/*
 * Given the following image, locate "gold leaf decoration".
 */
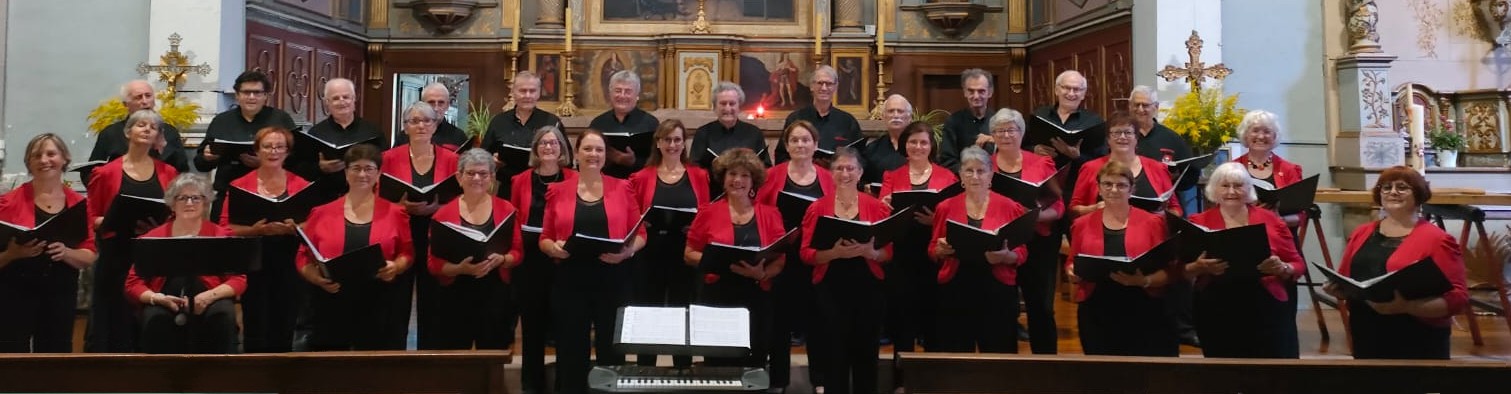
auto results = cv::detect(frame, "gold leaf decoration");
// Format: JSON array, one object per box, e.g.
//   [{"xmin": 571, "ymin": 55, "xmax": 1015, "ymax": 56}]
[{"xmin": 1409, "ymin": 0, "xmax": 1444, "ymax": 58}]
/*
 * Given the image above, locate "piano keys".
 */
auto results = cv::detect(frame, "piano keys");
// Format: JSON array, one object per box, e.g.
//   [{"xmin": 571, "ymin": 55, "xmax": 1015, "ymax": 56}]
[{"xmin": 588, "ymin": 365, "xmax": 769, "ymax": 393}]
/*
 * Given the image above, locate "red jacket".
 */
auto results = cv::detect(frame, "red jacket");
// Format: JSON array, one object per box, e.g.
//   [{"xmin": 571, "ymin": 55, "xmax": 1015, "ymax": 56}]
[
  {"xmin": 799, "ymin": 192, "xmax": 893, "ymax": 284},
  {"xmin": 1235, "ymin": 153, "xmax": 1308, "ymax": 223},
  {"xmin": 755, "ymin": 162, "xmax": 835, "ymax": 206},
  {"xmin": 86, "ymin": 157, "xmax": 178, "ymax": 239},
  {"xmin": 628, "ymin": 165, "xmax": 712, "ymax": 210},
  {"xmin": 295, "ymin": 196, "xmax": 414, "ymax": 272},
  {"xmin": 995, "ymin": 151, "xmax": 1065, "ymax": 235},
  {"xmin": 686, "ymin": 199, "xmax": 787, "ymax": 287},
  {"xmin": 1066, "ymin": 208, "xmax": 1173, "ymax": 302},
  {"xmin": 218, "ymin": 170, "xmax": 313, "ymax": 226},
  {"xmin": 927, "ymin": 193, "xmax": 1030, "ymax": 285},
  {"xmin": 879, "ymin": 163, "xmax": 958, "ymax": 197},
  {"xmin": 0, "ymin": 182, "xmax": 95, "ymax": 252},
  {"xmin": 427, "ymin": 195, "xmax": 525, "ymax": 285},
  {"xmin": 124, "ymin": 221, "xmax": 245, "ymax": 303},
  {"xmin": 1188, "ymin": 205, "xmax": 1305, "ymax": 301},
  {"xmin": 1339, "ymin": 219, "xmax": 1469, "ymax": 327},
  {"xmin": 538, "ymin": 175, "xmax": 648, "ymax": 256},
  {"xmin": 508, "ymin": 168, "xmax": 578, "ymax": 229},
  {"xmin": 1071, "ymin": 155, "xmax": 1180, "ymax": 216},
  {"xmin": 380, "ymin": 143, "xmax": 460, "ymax": 204}
]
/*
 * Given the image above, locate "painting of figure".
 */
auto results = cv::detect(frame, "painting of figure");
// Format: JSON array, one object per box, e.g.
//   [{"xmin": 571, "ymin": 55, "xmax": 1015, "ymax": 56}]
[
  {"xmin": 600, "ymin": 52, "xmax": 628, "ymax": 104},
  {"xmin": 604, "ymin": 0, "xmax": 795, "ymax": 22},
  {"xmin": 836, "ymin": 57, "xmax": 863, "ymax": 106},
  {"xmin": 737, "ymin": 52, "xmax": 813, "ymax": 112},
  {"xmin": 568, "ymin": 49, "xmax": 660, "ymax": 110},
  {"xmin": 535, "ymin": 54, "xmax": 560, "ymax": 102}
]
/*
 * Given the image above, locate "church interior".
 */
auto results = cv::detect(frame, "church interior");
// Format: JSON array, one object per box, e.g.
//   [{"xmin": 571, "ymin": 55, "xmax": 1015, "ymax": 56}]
[{"xmin": 1, "ymin": 0, "xmax": 1511, "ymax": 393}]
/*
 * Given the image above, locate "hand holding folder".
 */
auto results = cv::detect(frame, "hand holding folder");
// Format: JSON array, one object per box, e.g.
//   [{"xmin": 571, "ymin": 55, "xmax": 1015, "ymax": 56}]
[
  {"xmin": 1254, "ymin": 174, "xmax": 1320, "ymax": 215},
  {"xmin": 807, "ymin": 206, "xmax": 915, "ymax": 250},
  {"xmin": 943, "ymin": 208, "xmax": 1040, "ymax": 257},
  {"xmin": 1027, "ymin": 115, "xmax": 1106, "ymax": 149},
  {"xmin": 295, "ymin": 227, "xmax": 387, "ymax": 286},
  {"xmin": 429, "ymin": 214, "xmax": 516, "ymax": 266},
  {"xmin": 1166, "ymin": 212, "xmax": 1272, "ymax": 277},
  {"xmin": 1313, "ymin": 258, "xmax": 1452, "ymax": 303},
  {"xmin": 700, "ymin": 229, "xmax": 800, "ymax": 275},
  {"xmin": 101, "ymin": 195, "xmax": 171, "ymax": 237},
  {"xmin": 562, "ymin": 212, "xmax": 648, "ymax": 260},
  {"xmin": 209, "ymin": 138, "xmax": 256, "ymax": 160},
  {"xmin": 1072, "ymin": 238, "xmax": 1175, "ymax": 282},
  {"xmin": 0, "ymin": 201, "xmax": 88, "ymax": 248},
  {"xmin": 226, "ymin": 181, "xmax": 325, "ymax": 225},
  {"xmin": 493, "ymin": 143, "xmax": 534, "ymax": 174}
]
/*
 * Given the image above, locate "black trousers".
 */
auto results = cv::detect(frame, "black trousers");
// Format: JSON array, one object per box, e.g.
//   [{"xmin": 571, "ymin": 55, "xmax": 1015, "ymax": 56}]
[
  {"xmin": 884, "ymin": 229, "xmax": 934, "ymax": 390},
  {"xmin": 1193, "ymin": 277, "xmax": 1299, "ymax": 359},
  {"xmin": 0, "ymin": 260, "xmax": 79, "ymax": 353},
  {"xmin": 697, "ymin": 276, "xmax": 771, "ymax": 368},
  {"xmin": 308, "ymin": 281, "xmax": 402, "ymax": 351},
  {"xmin": 1349, "ymin": 300, "xmax": 1451, "ymax": 360},
  {"xmin": 431, "ymin": 271, "xmax": 515, "ymax": 350},
  {"xmin": 1018, "ymin": 230, "xmax": 1062, "ymax": 354},
  {"xmin": 1077, "ymin": 283, "xmax": 1179, "ymax": 357},
  {"xmin": 933, "ymin": 269, "xmax": 1020, "ymax": 354},
  {"xmin": 410, "ymin": 216, "xmax": 438, "ymax": 350},
  {"xmin": 140, "ymin": 298, "xmax": 239, "ymax": 354},
  {"xmin": 553, "ymin": 257, "xmax": 631, "ymax": 394},
  {"xmin": 769, "ymin": 249, "xmax": 817, "ymax": 389},
  {"xmin": 815, "ymin": 259, "xmax": 883, "ymax": 394},
  {"xmin": 85, "ymin": 235, "xmax": 136, "ymax": 353},
  {"xmin": 515, "ymin": 232, "xmax": 555, "ymax": 393},
  {"xmin": 631, "ymin": 231, "xmax": 694, "ymax": 367},
  {"xmin": 241, "ymin": 236, "xmax": 304, "ymax": 353}
]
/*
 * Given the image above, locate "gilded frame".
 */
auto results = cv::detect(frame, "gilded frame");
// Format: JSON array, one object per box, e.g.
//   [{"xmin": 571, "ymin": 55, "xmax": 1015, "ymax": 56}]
[
  {"xmin": 830, "ymin": 49, "xmax": 871, "ymax": 115},
  {"xmin": 584, "ymin": 0, "xmax": 814, "ymax": 37}
]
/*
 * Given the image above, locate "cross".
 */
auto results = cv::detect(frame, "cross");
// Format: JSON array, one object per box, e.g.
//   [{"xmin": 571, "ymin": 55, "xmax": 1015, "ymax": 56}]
[
  {"xmin": 1155, "ymin": 30, "xmax": 1232, "ymax": 91},
  {"xmin": 137, "ymin": 33, "xmax": 212, "ymax": 99}
]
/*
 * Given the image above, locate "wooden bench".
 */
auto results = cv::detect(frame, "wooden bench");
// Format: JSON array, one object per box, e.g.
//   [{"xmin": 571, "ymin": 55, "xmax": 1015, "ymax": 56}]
[
  {"xmin": 0, "ymin": 350, "xmax": 510, "ymax": 393},
  {"xmin": 900, "ymin": 352, "xmax": 1511, "ymax": 393}
]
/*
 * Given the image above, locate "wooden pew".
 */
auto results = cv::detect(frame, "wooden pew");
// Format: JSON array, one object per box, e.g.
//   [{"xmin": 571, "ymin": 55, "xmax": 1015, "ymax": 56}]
[
  {"xmin": 0, "ymin": 350, "xmax": 509, "ymax": 393},
  {"xmin": 900, "ymin": 352, "xmax": 1511, "ymax": 393}
]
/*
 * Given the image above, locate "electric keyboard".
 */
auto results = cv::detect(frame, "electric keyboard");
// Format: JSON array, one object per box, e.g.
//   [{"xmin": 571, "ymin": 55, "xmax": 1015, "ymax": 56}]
[{"xmin": 588, "ymin": 365, "xmax": 769, "ymax": 393}]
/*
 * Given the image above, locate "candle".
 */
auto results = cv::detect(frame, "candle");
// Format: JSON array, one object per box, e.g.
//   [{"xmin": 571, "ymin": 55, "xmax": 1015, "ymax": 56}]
[
  {"xmin": 565, "ymin": 6, "xmax": 573, "ymax": 52},
  {"xmin": 876, "ymin": 0, "xmax": 885, "ymax": 56},
  {"xmin": 814, "ymin": 7, "xmax": 822, "ymax": 55},
  {"xmin": 758, "ymin": 105, "xmax": 766, "ymax": 118},
  {"xmin": 1409, "ymin": 103, "xmax": 1426, "ymax": 171},
  {"xmin": 510, "ymin": 0, "xmax": 521, "ymax": 52}
]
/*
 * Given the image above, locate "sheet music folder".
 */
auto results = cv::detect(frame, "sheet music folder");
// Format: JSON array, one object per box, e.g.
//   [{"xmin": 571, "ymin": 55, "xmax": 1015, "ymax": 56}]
[
  {"xmin": 1255, "ymin": 174, "xmax": 1320, "ymax": 215},
  {"xmin": 807, "ymin": 206, "xmax": 915, "ymax": 249},
  {"xmin": 1072, "ymin": 238, "xmax": 1176, "ymax": 282},
  {"xmin": 226, "ymin": 182, "xmax": 325, "ymax": 225},
  {"xmin": 0, "ymin": 201, "xmax": 89, "ymax": 247},
  {"xmin": 1312, "ymin": 258, "xmax": 1452, "ymax": 302},
  {"xmin": 378, "ymin": 174, "xmax": 463, "ymax": 204},
  {"xmin": 296, "ymin": 127, "xmax": 374, "ymax": 159},
  {"xmin": 1167, "ymin": 212, "xmax": 1272, "ymax": 278},
  {"xmin": 131, "ymin": 236, "xmax": 264, "ymax": 277},
  {"xmin": 295, "ymin": 227, "xmax": 386, "ymax": 285},
  {"xmin": 100, "ymin": 194, "xmax": 171, "ymax": 236},
  {"xmin": 614, "ymin": 305, "xmax": 752, "ymax": 358},
  {"xmin": 428, "ymin": 214, "xmax": 516, "ymax": 264}
]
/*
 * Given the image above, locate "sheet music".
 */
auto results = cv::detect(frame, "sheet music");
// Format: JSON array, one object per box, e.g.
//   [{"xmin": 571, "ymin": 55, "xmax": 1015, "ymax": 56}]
[
  {"xmin": 619, "ymin": 306, "xmax": 687, "ymax": 346},
  {"xmin": 689, "ymin": 305, "xmax": 750, "ymax": 348}
]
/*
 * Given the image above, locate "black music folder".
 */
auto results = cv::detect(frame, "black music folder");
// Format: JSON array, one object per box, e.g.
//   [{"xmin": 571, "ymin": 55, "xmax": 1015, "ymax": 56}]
[
  {"xmin": 1312, "ymin": 258, "xmax": 1453, "ymax": 302},
  {"xmin": 776, "ymin": 190, "xmax": 818, "ymax": 228},
  {"xmin": 604, "ymin": 129, "xmax": 655, "ymax": 156},
  {"xmin": 131, "ymin": 236, "xmax": 264, "ymax": 277},
  {"xmin": 0, "ymin": 201, "xmax": 89, "ymax": 247},
  {"xmin": 295, "ymin": 227, "xmax": 386, "ymax": 284},
  {"xmin": 646, "ymin": 205, "xmax": 698, "ymax": 230},
  {"xmin": 1026, "ymin": 115, "xmax": 1106, "ymax": 148},
  {"xmin": 100, "ymin": 194, "xmax": 171, "ymax": 236},
  {"xmin": 699, "ymin": 229, "xmax": 800, "ymax": 275},
  {"xmin": 1254, "ymin": 174, "xmax": 1320, "ymax": 215},
  {"xmin": 1167, "ymin": 213, "xmax": 1272, "ymax": 277},
  {"xmin": 297, "ymin": 127, "xmax": 375, "ymax": 159},
  {"xmin": 614, "ymin": 304, "xmax": 752, "ymax": 358},
  {"xmin": 1128, "ymin": 167, "xmax": 1187, "ymax": 213},
  {"xmin": 1072, "ymin": 238, "xmax": 1176, "ymax": 282},
  {"xmin": 562, "ymin": 212, "xmax": 648, "ymax": 256},
  {"xmin": 428, "ymin": 214, "xmax": 517, "ymax": 264},
  {"xmin": 991, "ymin": 166, "xmax": 1066, "ymax": 208},
  {"xmin": 944, "ymin": 208, "xmax": 1041, "ymax": 255},
  {"xmin": 813, "ymin": 138, "xmax": 866, "ymax": 162},
  {"xmin": 494, "ymin": 143, "xmax": 534, "ymax": 173},
  {"xmin": 889, "ymin": 182, "xmax": 964, "ymax": 210},
  {"xmin": 1166, "ymin": 153, "xmax": 1215, "ymax": 181},
  {"xmin": 67, "ymin": 160, "xmax": 108, "ymax": 175},
  {"xmin": 700, "ymin": 146, "xmax": 768, "ymax": 169},
  {"xmin": 378, "ymin": 174, "xmax": 463, "ymax": 204},
  {"xmin": 210, "ymin": 138, "xmax": 256, "ymax": 158},
  {"xmin": 226, "ymin": 182, "xmax": 325, "ymax": 225},
  {"xmin": 807, "ymin": 206, "xmax": 915, "ymax": 249}
]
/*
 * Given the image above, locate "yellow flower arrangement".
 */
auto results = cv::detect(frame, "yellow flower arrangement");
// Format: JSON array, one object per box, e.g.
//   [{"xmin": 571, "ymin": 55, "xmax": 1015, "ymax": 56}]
[
  {"xmin": 1162, "ymin": 86, "xmax": 1245, "ymax": 153},
  {"xmin": 85, "ymin": 90, "xmax": 202, "ymax": 134}
]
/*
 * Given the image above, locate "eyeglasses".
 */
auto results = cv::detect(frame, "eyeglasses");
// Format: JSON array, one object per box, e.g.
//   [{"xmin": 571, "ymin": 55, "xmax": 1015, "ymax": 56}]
[
  {"xmin": 1058, "ymin": 84, "xmax": 1087, "ymax": 93},
  {"xmin": 260, "ymin": 145, "xmax": 289, "ymax": 152},
  {"xmin": 237, "ymin": 90, "xmax": 267, "ymax": 97},
  {"xmin": 660, "ymin": 136, "xmax": 685, "ymax": 144},
  {"xmin": 536, "ymin": 139, "xmax": 560, "ymax": 147},
  {"xmin": 1380, "ymin": 183, "xmax": 1414, "ymax": 194},
  {"xmin": 992, "ymin": 127, "xmax": 1021, "ymax": 134},
  {"xmin": 405, "ymin": 118, "xmax": 436, "ymax": 125},
  {"xmin": 813, "ymin": 80, "xmax": 837, "ymax": 87},
  {"xmin": 424, "ymin": 99, "xmax": 448, "ymax": 106},
  {"xmin": 348, "ymin": 165, "xmax": 379, "ymax": 173},
  {"xmin": 174, "ymin": 195, "xmax": 207, "ymax": 203},
  {"xmin": 462, "ymin": 170, "xmax": 493, "ymax": 178},
  {"xmin": 960, "ymin": 167, "xmax": 991, "ymax": 178},
  {"xmin": 1109, "ymin": 129, "xmax": 1137, "ymax": 137},
  {"xmin": 1099, "ymin": 182, "xmax": 1131, "ymax": 191}
]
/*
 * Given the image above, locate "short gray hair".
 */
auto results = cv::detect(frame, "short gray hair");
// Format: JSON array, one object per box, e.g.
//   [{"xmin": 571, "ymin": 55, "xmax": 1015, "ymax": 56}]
[
  {"xmin": 515, "ymin": 70, "xmax": 540, "ymax": 84},
  {"xmin": 884, "ymin": 94, "xmax": 914, "ymax": 116},
  {"xmin": 813, "ymin": 65, "xmax": 837, "ymax": 83},
  {"xmin": 959, "ymin": 146, "xmax": 991, "ymax": 170},
  {"xmin": 529, "ymin": 124, "xmax": 572, "ymax": 168},
  {"xmin": 609, "ymin": 70, "xmax": 641, "ymax": 90},
  {"xmin": 165, "ymin": 172, "xmax": 212, "ymax": 209},
  {"xmin": 324, "ymin": 78, "xmax": 356, "ymax": 98},
  {"xmin": 987, "ymin": 108, "xmax": 1025, "ymax": 133},
  {"xmin": 1204, "ymin": 162, "xmax": 1258, "ymax": 203},
  {"xmin": 422, "ymin": 82, "xmax": 450, "ymax": 99},
  {"xmin": 405, "ymin": 101, "xmax": 438, "ymax": 121},
  {"xmin": 124, "ymin": 109, "xmax": 163, "ymax": 136},
  {"xmin": 1237, "ymin": 109, "xmax": 1282, "ymax": 143},
  {"xmin": 120, "ymin": 80, "xmax": 152, "ymax": 101},
  {"xmin": 1054, "ymin": 70, "xmax": 1086, "ymax": 88},
  {"xmin": 961, "ymin": 69, "xmax": 993, "ymax": 89},
  {"xmin": 1129, "ymin": 85, "xmax": 1158, "ymax": 103},
  {"xmin": 457, "ymin": 148, "xmax": 495, "ymax": 175},
  {"xmin": 714, "ymin": 81, "xmax": 745, "ymax": 105}
]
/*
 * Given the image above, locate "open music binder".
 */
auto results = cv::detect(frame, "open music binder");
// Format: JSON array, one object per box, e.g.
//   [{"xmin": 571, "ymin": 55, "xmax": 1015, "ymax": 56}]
[
  {"xmin": 100, "ymin": 194, "xmax": 171, "ymax": 236},
  {"xmin": 0, "ymin": 201, "xmax": 89, "ymax": 247},
  {"xmin": 1167, "ymin": 212, "xmax": 1271, "ymax": 277},
  {"xmin": 378, "ymin": 173, "xmax": 463, "ymax": 204},
  {"xmin": 990, "ymin": 166, "xmax": 1066, "ymax": 208},
  {"xmin": 295, "ymin": 227, "xmax": 387, "ymax": 284},
  {"xmin": 562, "ymin": 211, "xmax": 648, "ymax": 256},
  {"xmin": 1026, "ymin": 115, "xmax": 1106, "ymax": 148},
  {"xmin": 604, "ymin": 129, "xmax": 656, "ymax": 157},
  {"xmin": 226, "ymin": 181, "xmax": 326, "ymax": 225},
  {"xmin": 699, "ymin": 146, "xmax": 768, "ymax": 169},
  {"xmin": 210, "ymin": 138, "xmax": 256, "ymax": 159},
  {"xmin": 614, "ymin": 305, "xmax": 752, "ymax": 358},
  {"xmin": 944, "ymin": 208, "xmax": 1040, "ymax": 255},
  {"xmin": 131, "ymin": 236, "xmax": 264, "ymax": 277},
  {"xmin": 1254, "ymin": 174, "xmax": 1320, "ymax": 215},
  {"xmin": 1166, "ymin": 152, "xmax": 1215, "ymax": 181},
  {"xmin": 428, "ymin": 213, "xmax": 516, "ymax": 264},
  {"xmin": 67, "ymin": 160, "xmax": 108, "ymax": 175},
  {"xmin": 807, "ymin": 206, "xmax": 915, "ymax": 249},
  {"xmin": 494, "ymin": 143, "xmax": 534, "ymax": 174},
  {"xmin": 1128, "ymin": 167, "xmax": 1188, "ymax": 213},
  {"xmin": 1311, "ymin": 258, "xmax": 1452, "ymax": 302},
  {"xmin": 812, "ymin": 138, "xmax": 865, "ymax": 162},
  {"xmin": 296, "ymin": 128, "xmax": 375, "ymax": 159},
  {"xmin": 775, "ymin": 190, "xmax": 818, "ymax": 228},
  {"xmin": 889, "ymin": 182, "xmax": 964, "ymax": 210},
  {"xmin": 646, "ymin": 205, "xmax": 698, "ymax": 230},
  {"xmin": 1072, "ymin": 238, "xmax": 1176, "ymax": 282},
  {"xmin": 699, "ymin": 229, "xmax": 800, "ymax": 275}
]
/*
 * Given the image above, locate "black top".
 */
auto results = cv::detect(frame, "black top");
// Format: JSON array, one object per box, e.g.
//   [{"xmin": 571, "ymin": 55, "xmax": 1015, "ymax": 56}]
[
  {"xmin": 196, "ymin": 105, "xmax": 298, "ymax": 192},
  {"xmin": 484, "ymin": 108, "xmax": 569, "ymax": 177},
  {"xmin": 733, "ymin": 219, "xmax": 760, "ymax": 248},
  {"xmin": 465, "ymin": 215, "xmax": 497, "ymax": 235},
  {"xmin": 692, "ymin": 120, "xmax": 772, "ymax": 169},
  {"xmin": 1350, "ymin": 228, "xmax": 1404, "ymax": 281},
  {"xmin": 120, "ymin": 170, "xmax": 164, "ymax": 199},
  {"xmin": 939, "ymin": 107, "xmax": 992, "ymax": 171},
  {"xmin": 910, "ymin": 178, "xmax": 929, "ymax": 191},
  {"xmin": 34, "ymin": 206, "xmax": 57, "ymax": 224},
  {"xmin": 88, "ymin": 120, "xmax": 191, "ymax": 179},
  {"xmin": 574, "ymin": 195, "xmax": 610, "ymax": 239},
  {"xmin": 293, "ymin": 116, "xmax": 383, "ymax": 196},
  {"xmin": 861, "ymin": 135, "xmax": 907, "ymax": 185},
  {"xmin": 1103, "ymin": 227, "xmax": 1127, "ymax": 257},
  {"xmin": 589, "ymin": 108, "xmax": 660, "ymax": 179},
  {"xmin": 396, "ymin": 120, "xmax": 474, "ymax": 152},
  {"xmin": 783, "ymin": 176, "xmax": 823, "ymax": 198},
  {"xmin": 344, "ymin": 220, "xmax": 372, "ymax": 255},
  {"xmin": 1135, "ymin": 121, "xmax": 1196, "ymax": 190},
  {"xmin": 776, "ymin": 105, "xmax": 863, "ymax": 164},
  {"xmin": 1132, "ymin": 171, "xmax": 1157, "ymax": 199},
  {"xmin": 652, "ymin": 174, "xmax": 698, "ymax": 208},
  {"xmin": 967, "ymin": 217, "xmax": 983, "ymax": 228},
  {"xmin": 411, "ymin": 164, "xmax": 435, "ymax": 188},
  {"xmin": 528, "ymin": 171, "xmax": 564, "ymax": 227}
]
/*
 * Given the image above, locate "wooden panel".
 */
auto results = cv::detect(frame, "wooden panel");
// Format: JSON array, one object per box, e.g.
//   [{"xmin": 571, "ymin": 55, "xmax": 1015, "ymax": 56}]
[
  {"xmin": 360, "ymin": 49, "xmax": 509, "ymax": 145},
  {"xmin": 1027, "ymin": 18, "xmax": 1132, "ymax": 114},
  {"xmin": 247, "ymin": 34, "xmax": 282, "ymax": 91},
  {"xmin": 315, "ymin": 49, "xmax": 343, "ymax": 120},
  {"xmin": 887, "ymin": 53, "xmax": 1012, "ymax": 113},
  {"xmin": 247, "ymin": 21, "xmax": 366, "ymax": 123},
  {"xmin": 282, "ymin": 42, "xmax": 316, "ymax": 122}
]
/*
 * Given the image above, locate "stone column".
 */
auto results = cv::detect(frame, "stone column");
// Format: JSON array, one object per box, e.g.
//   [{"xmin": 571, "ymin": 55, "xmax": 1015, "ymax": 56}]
[
  {"xmin": 536, "ymin": 0, "xmax": 563, "ymax": 28},
  {"xmin": 834, "ymin": 0, "xmax": 862, "ymax": 32},
  {"xmin": 1333, "ymin": 54, "xmax": 1401, "ymax": 189}
]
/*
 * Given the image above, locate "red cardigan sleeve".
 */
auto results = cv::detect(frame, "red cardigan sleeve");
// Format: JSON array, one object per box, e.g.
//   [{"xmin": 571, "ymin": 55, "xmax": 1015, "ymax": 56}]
[
  {"xmin": 539, "ymin": 182, "xmax": 570, "ymax": 243},
  {"xmin": 1426, "ymin": 227, "xmax": 1470, "ymax": 320},
  {"xmin": 686, "ymin": 201, "xmax": 720, "ymax": 253},
  {"xmin": 798, "ymin": 200, "xmax": 822, "ymax": 266},
  {"xmin": 1070, "ymin": 158, "xmax": 1103, "ymax": 209}
]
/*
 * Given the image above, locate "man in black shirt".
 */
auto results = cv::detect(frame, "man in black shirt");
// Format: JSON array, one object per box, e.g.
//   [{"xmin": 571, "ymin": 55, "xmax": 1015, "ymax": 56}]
[
  {"xmin": 196, "ymin": 70, "xmax": 298, "ymax": 220},
  {"xmin": 292, "ymin": 78, "xmax": 383, "ymax": 201},
  {"xmin": 395, "ymin": 82, "xmax": 475, "ymax": 151},
  {"xmin": 939, "ymin": 69, "xmax": 995, "ymax": 171},
  {"xmin": 861, "ymin": 94, "xmax": 911, "ymax": 187},
  {"xmin": 1129, "ymin": 85, "xmax": 1201, "ymax": 348},
  {"xmin": 87, "ymin": 80, "xmax": 191, "ymax": 180},
  {"xmin": 692, "ymin": 81, "xmax": 771, "ymax": 170},
  {"xmin": 776, "ymin": 65, "xmax": 862, "ymax": 164},
  {"xmin": 484, "ymin": 71, "xmax": 569, "ymax": 180},
  {"xmin": 590, "ymin": 70, "xmax": 659, "ymax": 179}
]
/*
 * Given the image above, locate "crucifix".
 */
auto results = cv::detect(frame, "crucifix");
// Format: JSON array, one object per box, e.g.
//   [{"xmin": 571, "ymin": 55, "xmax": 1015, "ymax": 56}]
[
  {"xmin": 1155, "ymin": 30, "xmax": 1232, "ymax": 90},
  {"xmin": 137, "ymin": 33, "xmax": 212, "ymax": 100}
]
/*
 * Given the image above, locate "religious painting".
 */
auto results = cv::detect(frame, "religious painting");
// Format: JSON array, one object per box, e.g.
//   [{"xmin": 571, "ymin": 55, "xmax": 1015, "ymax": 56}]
[
  {"xmin": 737, "ymin": 52, "xmax": 815, "ymax": 112},
  {"xmin": 831, "ymin": 53, "xmax": 870, "ymax": 109},
  {"xmin": 531, "ymin": 53, "xmax": 562, "ymax": 102},
  {"xmin": 677, "ymin": 52, "xmax": 721, "ymax": 110},
  {"xmin": 569, "ymin": 49, "xmax": 661, "ymax": 110},
  {"xmin": 603, "ymin": 0, "xmax": 795, "ymax": 22}
]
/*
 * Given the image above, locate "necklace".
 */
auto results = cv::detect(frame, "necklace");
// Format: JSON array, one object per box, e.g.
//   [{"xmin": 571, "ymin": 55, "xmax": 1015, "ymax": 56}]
[{"xmin": 1247, "ymin": 154, "xmax": 1273, "ymax": 171}]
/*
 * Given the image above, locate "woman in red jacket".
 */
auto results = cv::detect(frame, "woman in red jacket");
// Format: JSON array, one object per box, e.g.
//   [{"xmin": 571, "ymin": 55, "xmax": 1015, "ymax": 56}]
[
  {"xmin": 125, "ymin": 173, "xmax": 242, "ymax": 353},
  {"xmin": 878, "ymin": 121, "xmax": 956, "ymax": 385},
  {"xmin": 1185, "ymin": 162, "xmax": 1304, "ymax": 358},
  {"xmin": 538, "ymin": 130, "xmax": 647, "ymax": 394},
  {"xmin": 298, "ymin": 144, "xmax": 414, "ymax": 351},
  {"xmin": 1325, "ymin": 166, "xmax": 1468, "ymax": 360},
  {"xmin": 507, "ymin": 125, "xmax": 575, "ymax": 394},
  {"xmin": 757, "ymin": 120, "xmax": 834, "ymax": 391},
  {"xmin": 381, "ymin": 102, "xmax": 460, "ymax": 349},
  {"xmin": 1066, "ymin": 159, "xmax": 1178, "ymax": 356},
  {"xmin": 928, "ymin": 146, "xmax": 1029, "ymax": 354},
  {"xmin": 428, "ymin": 148, "xmax": 523, "ymax": 350},
  {"xmin": 800, "ymin": 147, "xmax": 892, "ymax": 394},
  {"xmin": 0, "ymin": 133, "xmax": 97, "ymax": 353},
  {"xmin": 987, "ymin": 108, "xmax": 1065, "ymax": 354},
  {"xmin": 220, "ymin": 126, "xmax": 310, "ymax": 353},
  {"xmin": 1069, "ymin": 111, "xmax": 1179, "ymax": 217},
  {"xmin": 684, "ymin": 147, "xmax": 785, "ymax": 368},
  {"xmin": 1233, "ymin": 110, "xmax": 1304, "ymax": 226},
  {"xmin": 85, "ymin": 109, "xmax": 179, "ymax": 352},
  {"xmin": 627, "ymin": 119, "xmax": 709, "ymax": 367}
]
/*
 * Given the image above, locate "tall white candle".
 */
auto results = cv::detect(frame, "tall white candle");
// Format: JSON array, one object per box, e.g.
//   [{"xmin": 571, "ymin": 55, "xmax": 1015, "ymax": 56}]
[{"xmin": 1409, "ymin": 103, "xmax": 1426, "ymax": 171}]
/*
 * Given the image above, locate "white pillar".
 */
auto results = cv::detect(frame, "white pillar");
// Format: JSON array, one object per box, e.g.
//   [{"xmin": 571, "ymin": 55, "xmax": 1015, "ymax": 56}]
[
  {"xmin": 148, "ymin": 0, "xmax": 246, "ymax": 121},
  {"xmin": 1132, "ymin": 0, "xmax": 1222, "ymax": 103}
]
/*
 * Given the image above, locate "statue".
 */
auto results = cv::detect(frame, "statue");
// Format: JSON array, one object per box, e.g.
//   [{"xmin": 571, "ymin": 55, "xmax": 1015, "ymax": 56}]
[{"xmin": 1346, "ymin": 0, "xmax": 1382, "ymax": 54}]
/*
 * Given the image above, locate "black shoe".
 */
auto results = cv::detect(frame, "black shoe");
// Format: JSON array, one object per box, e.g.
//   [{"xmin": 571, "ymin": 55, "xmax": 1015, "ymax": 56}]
[
  {"xmin": 1179, "ymin": 334, "xmax": 1201, "ymax": 348},
  {"xmin": 879, "ymin": 336, "xmax": 892, "ymax": 346},
  {"xmin": 1017, "ymin": 330, "xmax": 1031, "ymax": 342},
  {"xmin": 789, "ymin": 333, "xmax": 805, "ymax": 347}
]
